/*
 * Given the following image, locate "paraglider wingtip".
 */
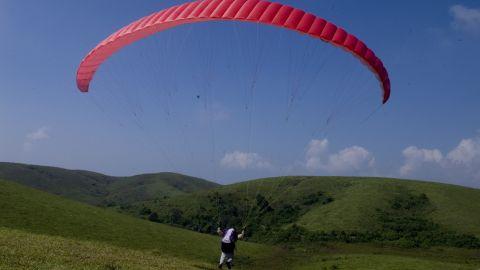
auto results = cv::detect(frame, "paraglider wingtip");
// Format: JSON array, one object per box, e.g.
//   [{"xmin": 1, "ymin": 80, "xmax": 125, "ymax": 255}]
[
  {"xmin": 77, "ymin": 83, "xmax": 90, "ymax": 93},
  {"xmin": 382, "ymin": 94, "xmax": 390, "ymax": 104},
  {"xmin": 382, "ymin": 90, "xmax": 391, "ymax": 104}
]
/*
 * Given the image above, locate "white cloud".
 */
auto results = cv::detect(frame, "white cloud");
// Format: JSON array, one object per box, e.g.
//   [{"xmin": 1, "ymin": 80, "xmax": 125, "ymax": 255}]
[
  {"xmin": 220, "ymin": 151, "xmax": 271, "ymax": 170},
  {"xmin": 23, "ymin": 126, "xmax": 50, "ymax": 151},
  {"xmin": 399, "ymin": 134, "xmax": 480, "ymax": 186},
  {"xmin": 305, "ymin": 139, "xmax": 329, "ymax": 171},
  {"xmin": 446, "ymin": 138, "xmax": 480, "ymax": 165},
  {"xmin": 450, "ymin": 5, "xmax": 480, "ymax": 36},
  {"xmin": 325, "ymin": 146, "xmax": 375, "ymax": 175},
  {"xmin": 400, "ymin": 146, "xmax": 443, "ymax": 175},
  {"xmin": 304, "ymin": 139, "xmax": 375, "ymax": 175}
]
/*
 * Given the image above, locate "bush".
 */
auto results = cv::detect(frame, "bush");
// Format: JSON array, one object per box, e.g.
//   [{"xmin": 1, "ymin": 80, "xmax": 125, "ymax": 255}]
[{"xmin": 148, "ymin": 212, "xmax": 159, "ymax": 222}]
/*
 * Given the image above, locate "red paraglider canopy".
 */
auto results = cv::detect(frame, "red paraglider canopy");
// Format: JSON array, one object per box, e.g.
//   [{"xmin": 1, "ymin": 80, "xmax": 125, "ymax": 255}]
[{"xmin": 76, "ymin": 0, "xmax": 391, "ymax": 103}]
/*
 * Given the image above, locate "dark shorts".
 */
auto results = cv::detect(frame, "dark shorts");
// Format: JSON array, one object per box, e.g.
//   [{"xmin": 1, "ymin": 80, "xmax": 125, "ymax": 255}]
[{"xmin": 221, "ymin": 242, "xmax": 235, "ymax": 253}]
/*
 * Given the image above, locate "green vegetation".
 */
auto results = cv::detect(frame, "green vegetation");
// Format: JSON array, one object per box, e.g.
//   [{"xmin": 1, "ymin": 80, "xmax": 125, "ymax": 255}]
[
  {"xmin": 0, "ymin": 227, "xmax": 210, "ymax": 270},
  {"xmin": 290, "ymin": 243, "xmax": 480, "ymax": 270},
  {"xmin": 0, "ymin": 162, "xmax": 219, "ymax": 206},
  {"xmin": 297, "ymin": 178, "xmax": 480, "ymax": 237},
  {"xmin": 2, "ymin": 225, "xmax": 479, "ymax": 270},
  {"xmin": 375, "ymin": 188, "xmax": 479, "ymax": 248},
  {"xmin": 1, "ymin": 163, "xmax": 480, "ymax": 269},
  {"xmin": 145, "ymin": 177, "xmax": 480, "ymax": 248},
  {"xmin": 0, "ymin": 179, "xmax": 276, "ymax": 269},
  {"xmin": 4, "ymin": 163, "xmax": 478, "ymax": 242},
  {"xmin": 294, "ymin": 254, "xmax": 479, "ymax": 270},
  {"xmin": 259, "ymin": 190, "xmax": 479, "ymax": 248}
]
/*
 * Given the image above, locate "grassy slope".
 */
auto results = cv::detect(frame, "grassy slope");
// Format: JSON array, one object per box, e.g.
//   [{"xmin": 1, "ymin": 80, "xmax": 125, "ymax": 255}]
[
  {"xmin": 292, "ymin": 244, "xmax": 480, "ymax": 270},
  {"xmin": 1, "ymin": 178, "xmax": 478, "ymax": 269},
  {"xmin": 294, "ymin": 254, "xmax": 479, "ymax": 270},
  {"xmin": 0, "ymin": 227, "xmax": 210, "ymax": 270},
  {"xmin": 0, "ymin": 162, "xmax": 219, "ymax": 206},
  {"xmin": 297, "ymin": 178, "xmax": 480, "ymax": 237},
  {"xmin": 0, "ymin": 162, "xmax": 113, "ymax": 205},
  {"xmin": 0, "ymin": 179, "xmax": 274, "ymax": 269},
  {"xmin": 156, "ymin": 176, "xmax": 480, "ymax": 237},
  {"xmin": 4, "ymin": 162, "xmax": 477, "ymax": 238},
  {"xmin": 106, "ymin": 172, "xmax": 219, "ymax": 206},
  {"xmin": 2, "ymin": 228, "xmax": 478, "ymax": 270}
]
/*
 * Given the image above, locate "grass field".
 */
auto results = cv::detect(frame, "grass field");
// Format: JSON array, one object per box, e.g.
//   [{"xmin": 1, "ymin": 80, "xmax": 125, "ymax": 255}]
[
  {"xmin": 294, "ymin": 254, "xmax": 479, "ymax": 270},
  {"xmin": 1, "ymin": 171, "xmax": 480, "ymax": 269},
  {"xmin": 2, "ymin": 226, "xmax": 479, "ymax": 270},
  {"xmin": 291, "ymin": 243, "xmax": 480, "ymax": 270},
  {"xmin": 0, "ymin": 227, "xmax": 211, "ymax": 270},
  {"xmin": 0, "ymin": 179, "xmax": 276, "ymax": 269}
]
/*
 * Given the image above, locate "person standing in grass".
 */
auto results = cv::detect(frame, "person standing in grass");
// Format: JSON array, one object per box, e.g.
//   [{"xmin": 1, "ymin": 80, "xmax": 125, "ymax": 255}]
[{"xmin": 217, "ymin": 227, "xmax": 245, "ymax": 269}]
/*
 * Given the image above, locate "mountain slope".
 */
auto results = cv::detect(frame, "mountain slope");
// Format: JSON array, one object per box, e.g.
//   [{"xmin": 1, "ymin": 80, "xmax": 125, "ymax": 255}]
[
  {"xmin": 105, "ymin": 172, "xmax": 218, "ymax": 206},
  {"xmin": 0, "ymin": 162, "xmax": 112, "ymax": 205},
  {"xmin": 0, "ymin": 162, "xmax": 219, "ymax": 206},
  {"xmin": 1, "ymin": 176, "xmax": 479, "ymax": 269},
  {"xmin": 0, "ymin": 179, "xmax": 273, "ymax": 268},
  {"xmin": 296, "ymin": 177, "xmax": 480, "ymax": 237},
  {"xmin": 149, "ymin": 176, "xmax": 480, "ymax": 241},
  {"xmin": 0, "ymin": 227, "xmax": 210, "ymax": 270},
  {"xmin": 4, "ymin": 161, "xmax": 476, "ymax": 242}
]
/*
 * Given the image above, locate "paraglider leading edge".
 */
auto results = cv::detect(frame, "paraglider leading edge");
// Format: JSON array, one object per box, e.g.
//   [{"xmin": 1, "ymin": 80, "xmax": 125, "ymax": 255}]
[{"xmin": 76, "ymin": 0, "xmax": 391, "ymax": 104}]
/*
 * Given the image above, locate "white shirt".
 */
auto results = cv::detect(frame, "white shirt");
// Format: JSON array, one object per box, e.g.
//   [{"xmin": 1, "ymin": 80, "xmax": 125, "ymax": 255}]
[{"xmin": 222, "ymin": 228, "xmax": 235, "ymax": 243}]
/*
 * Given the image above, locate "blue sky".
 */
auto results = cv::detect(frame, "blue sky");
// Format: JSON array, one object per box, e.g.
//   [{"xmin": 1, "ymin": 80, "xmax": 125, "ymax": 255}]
[{"xmin": 1, "ymin": 0, "xmax": 479, "ymax": 187}]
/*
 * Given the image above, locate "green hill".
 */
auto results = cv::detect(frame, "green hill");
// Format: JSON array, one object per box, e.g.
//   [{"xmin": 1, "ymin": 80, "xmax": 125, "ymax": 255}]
[
  {"xmin": 1, "ymin": 162, "xmax": 478, "ymax": 245},
  {"xmin": 0, "ymin": 179, "xmax": 278, "ymax": 269},
  {"xmin": 0, "ymin": 162, "xmax": 219, "ymax": 206},
  {"xmin": 148, "ymin": 176, "xmax": 480, "ymax": 247},
  {"xmin": 295, "ymin": 177, "xmax": 480, "ymax": 237},
  {"xmin": 105, "ymin": 172, "xmax": 218, "ymax": 206},
  {"xmin": 1, "ymin": 174, "xmax": 479, "ymax": 269}
]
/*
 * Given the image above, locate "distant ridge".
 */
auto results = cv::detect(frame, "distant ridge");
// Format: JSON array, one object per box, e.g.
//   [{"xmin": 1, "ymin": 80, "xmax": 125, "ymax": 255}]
[
  {"xmin": 1, "ymin": 162, "xmax": 479, "ymax": 245},
  {"xmin": 0, "ymin": 162, "xmax": 219, "ymax": 206},
  {"xmin": 1, "ymin": 162, "xmax": 480, "ymax": 269}
]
